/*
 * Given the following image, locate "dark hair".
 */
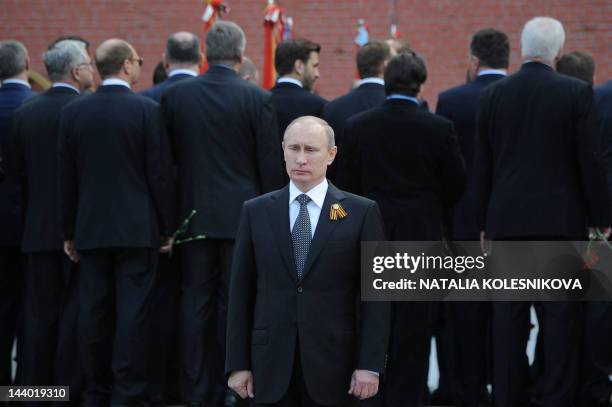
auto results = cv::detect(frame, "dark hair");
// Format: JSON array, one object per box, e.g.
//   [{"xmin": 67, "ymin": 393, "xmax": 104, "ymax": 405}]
[
  {"xmin": 152, "ymin": 61, "xmax": 167, "ymax": 84},
  {"xmin": 49, "ymin": 35, "xmax": 90, "ymax": 51},
  {"xmin": 556, "ymin": 51, "xmax": 595, "ymax": 85},
  {"xmin": 0, "ymin": 40, "xmax": 28, "ymax": 79},
  {"xmin": 357, "ymin": 41, "xmax": 390, "ymax": 79},
  {"xmin": 274, "ymin": 39, "xmax": 321, "ymax": 76},
  {"xmin": 95, "ymin": 40, "xmax": 133, "ymax": 78},
  {"xmin": 166, "ymin": 32, "xmax": 201, "ymax": 65},
  {"xmin": 384, "ymin": 52, "xmax": 427, "ymax": 97},
  {"xmin": 470, "ymin": 28, "xmax": 510, "ymax": 69}
]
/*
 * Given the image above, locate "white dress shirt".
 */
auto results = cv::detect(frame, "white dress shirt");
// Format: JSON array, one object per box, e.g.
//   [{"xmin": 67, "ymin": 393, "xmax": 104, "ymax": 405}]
[
  {"xmin": 356, "ymin": 77, "xmax": 384, "ymax": 86},
  {"xmin": 168, "ymin": 69, "xmax": 198, "ymax": 78},
  {"xmin": 277, "ymin": 77, "xmax": 303, "ymax": 88},
  {"xmin": 478, "ymin": 69, "xmax": 508, "ymax": 77},
  {"xmin": 289, "ymin": 179, "xmax": 328, "ymax": 237},
  {"xmin": 1, "ymin": 79, "xmax": 31, "ymax": 88},
  {"xmin": 101, "ymin": 78, "xmax": 131, "ymax": 89}
]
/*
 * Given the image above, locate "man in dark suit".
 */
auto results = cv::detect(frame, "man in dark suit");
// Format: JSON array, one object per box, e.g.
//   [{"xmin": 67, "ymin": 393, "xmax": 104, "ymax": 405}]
[
  {"xmin": 270, "ymin": 39, "xmax": 327, "ymax": 143},
  {"xmin": 338, "ymin": 53, "xmax": 465, "ymax": 407},
  {"xmin": 556, "ymin": 50, "xmax": 612, "ymax": 407},
  {"xmin": 139, "ymin": 30, "xmax": 201, "ymax": 406},
  {"xmin": 0, "ymin": 40, "xmax": 35, "ymax": 386},
  {"xmin": 160, "ymin": 21, "xmax": 284, "ymax": 406},
  {"xmin": 226, "ymin": 116, "xmax": 389, "ymax": 407},
  {"xmin": 475, "ymin": 17, "xmax": 610, "ymax": 407},
  {"xmin": 435, "ymin": 28, "xmax": 509, "ymax": 407},
  {"xmin": 7, "ymin": 39, "xmax": 93, "ymax": 396},
  {"xmin": 140, "ymin": 31, "xmax": 201, "ymax": 103},
  {"xmin": 58, "ymin": 38, "xmax": 171, "ymax": 406},
  {"xmin": 322, "ymin": 41, "xmax": 390, "ymax": 182}
]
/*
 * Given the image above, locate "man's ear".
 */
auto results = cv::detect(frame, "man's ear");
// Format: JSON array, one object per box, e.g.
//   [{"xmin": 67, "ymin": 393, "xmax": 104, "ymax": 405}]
[
  {"xmin": 328, "ymin": 145, "xmax": 337, "ymax": 165},
  {"xmin": 162, "ymin": 53, "xmax": 170, "ymax": 70},
  {"xmin": 294, "ymin": 59, "xmax": 304, "ymax": 77}
]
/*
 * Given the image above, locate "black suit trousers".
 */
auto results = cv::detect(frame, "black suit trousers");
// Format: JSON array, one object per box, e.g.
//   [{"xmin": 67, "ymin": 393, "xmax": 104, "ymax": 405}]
[
  {"xmin": 382, "ymin": 302, "xmax": 431, "ymax": 407},
  {"xmin": 450, "ymin": 301, "xmax": 490, "ymax": 407},
  {"xmin": 254, "ymin": 341, "xmax": 346, "ymax": 407},
  {"xmin": 20, "ymin": 252, "xmax": 76, "ymax": 386},
  {"xmin": 78, "ymin": 248, "xmax": 157, "ymax": 406},
  {"xmin": 147, "ymin": 252, "xmax": 181, "ymax": 404},
  {"xmin": 492, "ymin": 301, "xmax": 582, "ymax": 407},
  {"xmin": 0, "ymin": 247, "xmax": 24, "ymax": 385},
  {"xmin": 580, "ymin": 301, "xmax": 612, "ymax": 404},
  {"xmin": 178, "ymin": 238, "xmax": 234, "ymax": 402}
]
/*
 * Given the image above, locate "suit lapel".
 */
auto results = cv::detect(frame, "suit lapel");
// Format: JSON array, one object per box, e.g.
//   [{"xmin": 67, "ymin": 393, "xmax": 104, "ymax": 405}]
[
  {"xmin": 301, "ymin": 183, "xmax": 346, "ymax": 281},
  {"xmin": 266, "ymin": 185, "xmax": 296, "ymax": 283}
]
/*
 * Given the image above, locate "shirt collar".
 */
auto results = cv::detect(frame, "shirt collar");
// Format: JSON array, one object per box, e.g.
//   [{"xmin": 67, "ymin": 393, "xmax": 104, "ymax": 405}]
[
  {"xmin": 386, "ymin": 94, "xmax": 420, "ymax": 105},
  {"xmin": 277, "ymin": 77, "xmax": 303, "ymax": 88},
  {"xmin": 289, "ymin": 179, "xmax": 328, "ymax": 208},
  {"xmin": 2, "ymin": 79, "xmax": 31, "ymax": 88},
  {"xmin": 52, "ymin": 82, "xmax": 80, "ymax": 94},
  {"xmin": 101, "ymin": 78, "xmax": 131, "ymax": 89},
  {"xmin": 169, "ymin": 69, "xmax": 198, "ymax": 78},
  {"xmin": 478, "ymin": 69, "xmax": 508, "ymax": 77},
  {"xmin": 357, "ymin": 77, "xmax": 384, "ymax": 86}
]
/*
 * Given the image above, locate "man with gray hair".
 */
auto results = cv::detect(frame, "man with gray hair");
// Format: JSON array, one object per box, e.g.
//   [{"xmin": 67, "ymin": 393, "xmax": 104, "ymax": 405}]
[
  {"xmin": 140, "ymin": 31, "xmax": 201, "ymax": 102},
  {"xmin": 6, "ymin": 38, "xmax": 92, "ymax": 394},
  {"xmin": 161, "ymin": 21, "xmax": 284, "ymax": 406},
  {"xmin": 475, "ymin": 17, "xmax": 610, "ymax": 407},
  {"xmin": 0, "ymin": 39, "xmax": 34, "ymax": 386}
]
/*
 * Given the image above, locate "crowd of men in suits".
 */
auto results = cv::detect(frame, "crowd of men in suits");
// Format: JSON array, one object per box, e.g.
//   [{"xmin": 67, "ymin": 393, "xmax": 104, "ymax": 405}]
[{"xmin": 0, "ymin": 14, "xmax": 611, "ymax": 407}]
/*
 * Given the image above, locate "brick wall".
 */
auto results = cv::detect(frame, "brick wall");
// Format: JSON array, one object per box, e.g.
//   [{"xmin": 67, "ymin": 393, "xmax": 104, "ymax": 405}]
[{"xmin": 1, "ymin": 0, "xmax": 611, "ymax": 108}]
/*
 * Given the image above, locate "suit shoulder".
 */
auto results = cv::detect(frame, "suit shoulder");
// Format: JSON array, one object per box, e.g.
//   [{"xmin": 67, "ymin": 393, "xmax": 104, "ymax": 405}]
[{"xmin": 438, "ymin": 83, "xmax": 471, "ymax": 102}]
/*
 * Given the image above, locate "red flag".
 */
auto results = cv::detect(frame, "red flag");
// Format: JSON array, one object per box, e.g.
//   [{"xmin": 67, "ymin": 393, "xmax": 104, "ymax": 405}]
[
  {"xmin": 201, "ymin": 0, "xmax": 230, "ymax": 74},
  {"xmin": 263, "ymin": 0, "xmax": 284, "ymax": 90}
]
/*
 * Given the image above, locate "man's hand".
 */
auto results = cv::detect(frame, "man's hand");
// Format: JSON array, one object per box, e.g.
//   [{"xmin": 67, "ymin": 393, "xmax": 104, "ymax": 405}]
[
  {"xmin": 348, "ymin": 369, "xmax": 379, "ymax": 400},
  {"xmin": 228, "ymin": 370, "xmax": 254, "ymax": 400},
  {"xmin": 64, "ymin": 240, "xmax": 80, "ymax": 263},
  {"xmin": 159, "ymin": 236, "xmax": 174, "ymax": 253}
]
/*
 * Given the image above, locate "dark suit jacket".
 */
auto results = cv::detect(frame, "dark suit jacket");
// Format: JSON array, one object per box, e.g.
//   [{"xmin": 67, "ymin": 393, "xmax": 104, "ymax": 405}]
[
  {"xmin": 58, "ymin": 85, "xmax": 170, "ymax": 250},
  {"xmin": 322, "ymin": 82, "xmax": 386, "ymax": 182},
  {"xmin": 595, "ymin": 80, "xmax": 612, "ymax": 201},
  {"xmin": 270, "ymin": 81, "xmax": 327, "ymax": 141},
  {"xmin": 226, "ymin": 182, "xmax": 389, "ymax": 405},
  {"xmin": 436, "ymin": 73, "xmax": 505, "ymax": 240},
  {"xmin": 337, "ymin": 99, "xmax": 466, "ymax": 240},
  {"xmin": 9, "ymin": 86, "xmax": 79, "ymax": 252},
  {"xmin": 161, "ymin": 65, "xmax": 284, "ymax": 239},
  {"xmin": 0, "ymin": 82, "xmax": 35, "ymax": 247},
  {"xmin": 475, "ymin": 62, "xmax": 610, "ymax": 239},
  {"xmin": 139, "ymin": 72, "xmax": 194, "ymax": 103}
]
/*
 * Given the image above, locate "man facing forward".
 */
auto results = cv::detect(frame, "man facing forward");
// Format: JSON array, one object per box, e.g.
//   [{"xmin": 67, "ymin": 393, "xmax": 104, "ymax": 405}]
[{"xmin": 226, "ymin": 116, "xmax": 389, "ymax": 407}]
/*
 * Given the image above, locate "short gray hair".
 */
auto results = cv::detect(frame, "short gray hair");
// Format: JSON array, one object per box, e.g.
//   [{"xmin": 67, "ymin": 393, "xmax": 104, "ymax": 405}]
[
  {"xmin": 0, "ymin": 40, "xmax": 28, "ymax": 80},
  {"xmin": 284, "ymin": 116, "xmax": 335, "ymax": 149},
  {"xmin": 521, "ymin": 17, "xmax": 565, "ymax": 63},
  {"xmin": 43, "ymin": 40, "xmax": 88, "ymax": 82},
  {"xmin": 205, "ymin": 21, "xmax": 246, "ymax": 65}
]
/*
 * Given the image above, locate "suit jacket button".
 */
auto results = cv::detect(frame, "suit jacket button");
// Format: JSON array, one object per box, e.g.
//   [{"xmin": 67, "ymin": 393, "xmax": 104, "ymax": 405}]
[{"xmin": 297, "ymin": 286, "xmax": 303, "ymax": 293}]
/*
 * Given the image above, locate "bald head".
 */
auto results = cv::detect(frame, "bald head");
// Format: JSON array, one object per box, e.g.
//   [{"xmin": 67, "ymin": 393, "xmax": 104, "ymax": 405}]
[
  {"xmin": 239, "ymin": 56, "xmax": 259, "ymax": 85},
  {"xmin": 166, "ymin": 31, "xmax": 201, "ymax": 66},
  {"xmin": 95, "ymin": 39, "xmax": 135, "ymax": 78}
]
